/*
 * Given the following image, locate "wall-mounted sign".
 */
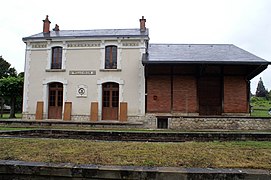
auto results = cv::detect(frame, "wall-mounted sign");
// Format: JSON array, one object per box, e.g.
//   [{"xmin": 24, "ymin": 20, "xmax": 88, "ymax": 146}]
[
  {"xmin": 69, "ymin": 70, "xmax": 96, "ymax": 75},
  {"xmin": 76, "ymin": 85, "xmax": 88, "ymax": 98}
]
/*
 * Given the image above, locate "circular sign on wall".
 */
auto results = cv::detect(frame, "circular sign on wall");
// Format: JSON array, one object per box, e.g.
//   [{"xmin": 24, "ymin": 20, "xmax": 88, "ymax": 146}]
[{"xmin": 76, "ymin": 85, "xmax": 87, "ymax": 97}]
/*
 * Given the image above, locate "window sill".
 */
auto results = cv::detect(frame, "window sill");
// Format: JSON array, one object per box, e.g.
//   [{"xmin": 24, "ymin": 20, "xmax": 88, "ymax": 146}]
[
  {"xmin": 45, "ymin": 69, "xmax": 66, "ymax": 72},
  {"xmin": 100, "ymin": 69, "xmax": 121, "ymax": 72}
]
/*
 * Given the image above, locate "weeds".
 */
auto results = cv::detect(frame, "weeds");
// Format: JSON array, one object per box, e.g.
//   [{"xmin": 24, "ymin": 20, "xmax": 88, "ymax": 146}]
[{"xmin": 0, "ymin": 138, "xmax": 270, "ymax": 169}]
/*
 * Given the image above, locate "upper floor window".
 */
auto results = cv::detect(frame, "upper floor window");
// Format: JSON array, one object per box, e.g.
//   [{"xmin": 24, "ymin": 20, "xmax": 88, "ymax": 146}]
[
  {"xmin": 51, "ymin": 47, "xmax": 62, "ymax": 69},
  {"xmin": 105, "ymin": 45, "xmax": 117, "ymax": 69}
]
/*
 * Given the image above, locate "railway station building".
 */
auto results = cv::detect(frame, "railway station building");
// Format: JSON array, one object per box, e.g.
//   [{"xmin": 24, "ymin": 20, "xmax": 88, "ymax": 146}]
[{"xmin": 22, "ymin": 16, "xmax": 270, "ymax": 127}]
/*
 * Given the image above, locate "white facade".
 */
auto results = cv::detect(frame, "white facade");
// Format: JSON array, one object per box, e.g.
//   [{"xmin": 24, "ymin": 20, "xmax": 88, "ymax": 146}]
[{"xmin": 22, "ymin": 18, "xmax": 149, "ymax": 121}]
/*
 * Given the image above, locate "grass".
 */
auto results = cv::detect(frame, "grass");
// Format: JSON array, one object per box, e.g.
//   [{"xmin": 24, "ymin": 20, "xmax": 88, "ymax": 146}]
[
  {"xmin": 250, "ymin": 96, "xmax": 271, "ymax": 117},
  {"xmin": 0, "ymin": 127, "xmax": 35, "ymax": 131},
  {"xmin": 0, "ymin": 138, "xmax": 270, "ymax": 169},
  {"xmin": 0, "ymin": 113, "xmax": 22, "ymax": 119},
  {"xmin": 1, "ymin": 125, "xmax": 271, "ymax": 133},
  {"xmin": 251, "ymin": 109, "xmax": 270, "ymax": 117}
]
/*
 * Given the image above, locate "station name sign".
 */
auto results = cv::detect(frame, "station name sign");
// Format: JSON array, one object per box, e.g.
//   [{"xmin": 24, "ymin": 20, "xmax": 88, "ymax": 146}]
[{"xmin": 69, "ymin": 70, "xmax": 96, "ymax": 75}]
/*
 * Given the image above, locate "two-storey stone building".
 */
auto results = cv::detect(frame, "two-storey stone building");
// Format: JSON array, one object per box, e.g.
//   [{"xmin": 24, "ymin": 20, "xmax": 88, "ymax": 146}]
[{"xmin": 22, "ymin": 16, "xmax": 270, "ymax": 127}]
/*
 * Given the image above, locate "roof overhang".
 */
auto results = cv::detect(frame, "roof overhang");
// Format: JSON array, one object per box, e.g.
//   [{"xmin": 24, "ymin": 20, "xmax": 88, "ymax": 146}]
[
  {"xmin": 246, "ymin": 64, "xmax": 269, "ymax": 80},
  {"xmin": 142, "ymin": 59, "xmax": 270, "ymax": 66},
  {"xmin": 143, "ymin": 57, "xmax": 270, "ymax": 80}
]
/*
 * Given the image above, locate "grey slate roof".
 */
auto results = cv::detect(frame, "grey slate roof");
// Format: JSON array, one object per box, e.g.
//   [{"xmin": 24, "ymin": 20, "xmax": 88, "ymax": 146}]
[
  {"xmin": 143, "ymin": 44, "xmax": 270, "ymax": 65},
  {"xmin": 23, "ymin": 29, "xmax": 149, "ymax": 41}
]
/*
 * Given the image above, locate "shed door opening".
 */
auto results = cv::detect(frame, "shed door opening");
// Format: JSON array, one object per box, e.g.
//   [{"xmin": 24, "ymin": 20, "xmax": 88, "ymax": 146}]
[
  {"xmin": 102, "ymin": 82, "xmax": 119, "ymax": 120},
  {"xmin": 198, "ymin": 77, "xmax": 222, "ymax": 115},
  {"xmin": 48, "ymin": 82, "xmax": 63, "ymax": 119}
]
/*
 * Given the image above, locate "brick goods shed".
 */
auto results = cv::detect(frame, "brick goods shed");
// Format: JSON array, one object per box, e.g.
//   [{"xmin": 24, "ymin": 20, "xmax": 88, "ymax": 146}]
[{"xmin": 143, "ymin": 44, "xmax": 270, "ymax": 116}]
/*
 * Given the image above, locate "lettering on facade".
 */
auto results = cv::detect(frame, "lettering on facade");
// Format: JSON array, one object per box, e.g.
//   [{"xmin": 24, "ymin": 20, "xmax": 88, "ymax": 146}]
[{"xmin": 69, "ymin": 70, "xmax": 96, "ymax": 75}]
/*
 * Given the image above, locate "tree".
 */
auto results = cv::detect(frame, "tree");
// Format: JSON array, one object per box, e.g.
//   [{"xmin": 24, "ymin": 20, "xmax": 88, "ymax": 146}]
[
  {"xmin": 0, "ymin": 56, "xmax": 17, "ymax": 78},
  {"xmin": 0, "ymin": 76, "xmax": 24, "ymax": 118},
  {"xmin": 268, "ymin": 90, "xmax": 271, "ymax": 100},
  {"xmin": 255, "ymin": 77, "xmax": 268, "ymax": 98},
  {"xmin": 18, "ymin": 72, "xmax": 24, "ymax": 78}
]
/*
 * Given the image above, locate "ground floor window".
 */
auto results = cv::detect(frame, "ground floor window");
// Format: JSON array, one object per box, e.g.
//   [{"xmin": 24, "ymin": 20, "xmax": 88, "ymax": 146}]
[{"xmin": 157, "ymin": 117, "xmax": 168, "ymax": 129}]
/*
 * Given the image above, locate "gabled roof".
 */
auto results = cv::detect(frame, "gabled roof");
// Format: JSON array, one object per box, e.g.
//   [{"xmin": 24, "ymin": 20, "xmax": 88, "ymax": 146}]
[
  {"xmin": 23, "ymin": 29, "xmax": 149, "ymax": 41},
  {"xmin": 143, "ymin": 44, "xmax": 270, "ymax": 65}
]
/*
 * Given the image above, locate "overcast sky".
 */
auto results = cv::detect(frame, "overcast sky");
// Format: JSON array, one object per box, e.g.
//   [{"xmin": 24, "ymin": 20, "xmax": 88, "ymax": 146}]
[{"xmin": 1, "ymin": 0, "xmax": 270, "ymax": 93}]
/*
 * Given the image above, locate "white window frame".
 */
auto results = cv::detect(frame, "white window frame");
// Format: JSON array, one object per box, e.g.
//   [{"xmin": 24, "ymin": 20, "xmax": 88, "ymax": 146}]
[
  {"xmin": 42, "ymin": 78, "xmax": 68, "ymax": 119},
  {"xmin": 97, "ymin": 77, "xmax": 124, "ymax": 120},
  {"xmin": 46, "ymin": 41, "xmax": 67, "ymax": 71},
  {"xmin": 100, "ymin": 42, "xmax": 122, "ymax": 70}
]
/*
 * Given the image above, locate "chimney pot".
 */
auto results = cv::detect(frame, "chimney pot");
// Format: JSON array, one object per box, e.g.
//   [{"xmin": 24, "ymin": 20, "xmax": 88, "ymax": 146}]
[
  {"xmin": 139, "ymin": 16, "xmax": 146, "ymax": 32},
  {"xmin": 43, "ymin": 15, "xmax": 51, "ymax": 33},
  {"xmin": 53, "ymin": 24, "xmax": 59, "ymax": 31}
]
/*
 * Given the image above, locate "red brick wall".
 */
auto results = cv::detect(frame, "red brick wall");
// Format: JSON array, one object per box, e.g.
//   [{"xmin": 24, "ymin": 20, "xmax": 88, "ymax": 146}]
[
  {"xmin": 147, "ymin": 72, "xmax": 249, "ymax": 114},
  {"xmin": 147, "ymin": 76, "xmax": 171, "ymax": 112},
  {"xmin": 224, "ymin": 76, "xmax": 248, "ymax": 113},
  {"xmin": 173, "ymin": 76, "xmax": 198, "ymax": 113}
]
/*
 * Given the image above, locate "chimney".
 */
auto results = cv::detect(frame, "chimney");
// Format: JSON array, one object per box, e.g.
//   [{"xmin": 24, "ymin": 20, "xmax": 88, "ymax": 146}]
[
  {"xmin": 53, "ymin": 24, "xmax": 59, "ymax": 31},
  {"xmin": 43, "ymin": 15, "xmax": 51, "ymax": 33},
  {"xmin": 139, "ymin": 16, "xmax": 146, "ymax": 32}
]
